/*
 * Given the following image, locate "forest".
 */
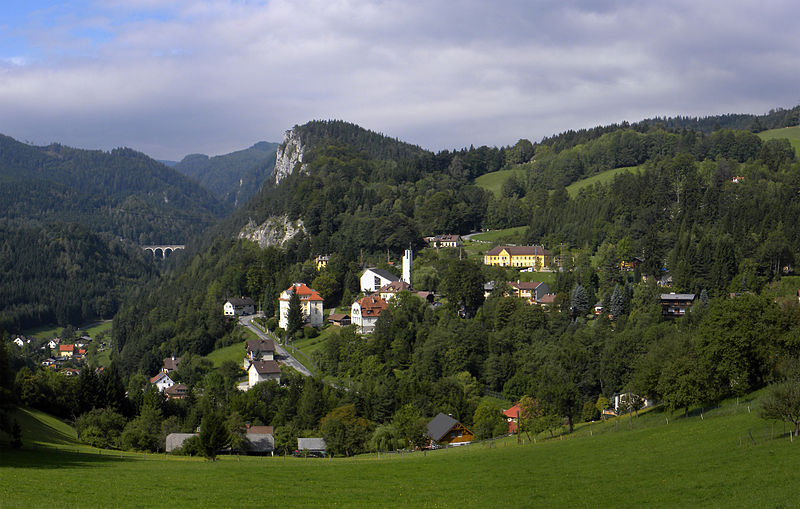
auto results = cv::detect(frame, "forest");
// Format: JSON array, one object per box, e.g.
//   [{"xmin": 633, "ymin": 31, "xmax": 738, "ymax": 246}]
[{"xmin": 5, "ymin": 112, "xmax": 800, "ymax": 457}]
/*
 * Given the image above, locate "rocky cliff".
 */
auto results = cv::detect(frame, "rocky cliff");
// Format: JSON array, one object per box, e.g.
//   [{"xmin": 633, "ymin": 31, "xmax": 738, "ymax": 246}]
[
  {"xmin": 274, "ymin": 128, "xmax": 307, "ymax": 185},
  {"xmin": 238, "ymin": 215, "xmax": 305, "ymax": 248}
]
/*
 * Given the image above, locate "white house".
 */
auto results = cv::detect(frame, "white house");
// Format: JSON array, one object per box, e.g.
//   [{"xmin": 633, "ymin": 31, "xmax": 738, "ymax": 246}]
[
  {"xmin": 224, "ymin": 297, "xmax": 256, "ymax": 316},
  {"xmin": 360, "ymin": 268, "xmax": 400, "ymax": 293},
  {"xmin": 351, "ymin": 294, "xmax": 388, "ymax": 334},
  {"xmin": 278, "ymin": 283, "xmax": 324, "ymax": 330},
  {"xmin": 150, "ymin": 371, "xmax": 175, "ymax": 392},
  {"xmin": 378, "ymin": 280, "xmax": 413, "ymax": 301},
  {"xmin": 248, "ymin": 360, "xmax": 281, "ymax": 389},
  {"xmin": 12, "ymin": 337, "xmax": 25, "ymax": 347},
  {"xmin": 47, "ymin": 338, "xmax": 61, "ymax": 350},
  {"xmin": 244, "ymin": 338, "xmax": 275, "ymax": 370}
]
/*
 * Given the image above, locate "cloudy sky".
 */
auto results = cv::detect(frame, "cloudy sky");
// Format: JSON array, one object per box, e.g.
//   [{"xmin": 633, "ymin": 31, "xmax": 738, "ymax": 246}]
[{"xmin": 0, "ymin": 0, "xmax": 798, "ymax": 160}]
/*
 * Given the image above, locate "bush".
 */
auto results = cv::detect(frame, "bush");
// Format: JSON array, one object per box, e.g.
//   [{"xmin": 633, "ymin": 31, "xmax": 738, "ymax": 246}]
[
  {"xmin": 76, "ymin": 408, "xmax": 127, "ymax": 449},
  {"xmin": 266, "ymin": 317, "xmax": 278, "ymax": 331},
  {"xmin": 304, "ymin": 326, "xmax": 319, "ymax": 339}
]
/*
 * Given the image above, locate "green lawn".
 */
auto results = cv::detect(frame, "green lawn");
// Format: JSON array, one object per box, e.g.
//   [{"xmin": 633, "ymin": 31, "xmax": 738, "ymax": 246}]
[
  {"xmin": 474, "ymin": 167, "xmax": 528, "ymax": 197},
  {"xmin": 204, "ymin": 338, "xmax": 250, "ymax": 368},
  {"xmin": 566, "ymin": 166, "xmax": 640, "ymax": 197},
  {"xmin": 468, "ymin": 226, "xmax": 527, "ymax": 244},
  {"xmin": 758, "ymin": 126, "xmax": 800, "ymax": 155},
  {"xmin": 2, "ymin": 392, "xmax": 800, "ymax": 507}
]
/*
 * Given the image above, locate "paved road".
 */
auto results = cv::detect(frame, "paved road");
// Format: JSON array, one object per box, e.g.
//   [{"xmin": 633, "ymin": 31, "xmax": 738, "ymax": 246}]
[{"xmin": 238, "ymin": 316, "xmax": 313, "ymax": 377}]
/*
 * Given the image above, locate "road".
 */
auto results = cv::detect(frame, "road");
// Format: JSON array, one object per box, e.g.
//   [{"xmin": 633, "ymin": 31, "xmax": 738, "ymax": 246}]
[{"xmin": 238, "ymin": 316, "xmax": 313, "ymax": 377}]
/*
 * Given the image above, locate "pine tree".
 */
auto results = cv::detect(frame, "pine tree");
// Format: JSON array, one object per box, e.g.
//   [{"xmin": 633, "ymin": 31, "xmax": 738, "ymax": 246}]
[
  {"xmin": 610, "ymin": 285, "xmax": 624, "ymax": 320},
  {"xmin": 287, "ymin": 290, "xmax": 303, "ymax": 337},
  {"xmin": 571, "ymin": 284, "xmax": 589, "ymax": 319}
]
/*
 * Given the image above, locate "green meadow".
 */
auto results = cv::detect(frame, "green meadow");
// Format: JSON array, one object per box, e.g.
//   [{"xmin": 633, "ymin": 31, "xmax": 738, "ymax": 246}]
[
  {"xmin": 468, "ymin": 226, "xmax": 527, "ymax": 244},
  {"xmin": 566, "ymin": 165, "xmax": 640, "ymax": 197},
  {"xmin": 3, "ymin": 393, "xmax": 799, "ymax": 507},
  {"xmin": 758, "ymin": 125, "xmax": 800, "ymax": 155},
  {"xmin": 474, "ymin": 167, "xmax": 528, "ymax": 197}
]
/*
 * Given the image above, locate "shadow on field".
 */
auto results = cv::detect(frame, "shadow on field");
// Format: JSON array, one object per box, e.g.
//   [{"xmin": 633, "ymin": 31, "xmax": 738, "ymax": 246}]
[{"xmin": 1, "ymin": 447, "xmax": 130, "ymax": 469}]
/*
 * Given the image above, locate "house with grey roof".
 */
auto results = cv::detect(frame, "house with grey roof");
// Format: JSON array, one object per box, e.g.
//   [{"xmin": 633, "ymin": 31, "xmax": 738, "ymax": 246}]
[
  {"xmin": 426, "ymin": 413, "xmax": 474, "ymax": 446},
  {"xmin": 360, "ymin": 268, "xmax": 400, "ymax": 293}
]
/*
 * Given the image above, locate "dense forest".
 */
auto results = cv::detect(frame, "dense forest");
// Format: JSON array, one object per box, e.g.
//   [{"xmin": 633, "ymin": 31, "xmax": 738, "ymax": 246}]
[
  {"xmin": 6, "ymin": 113, "xmax": 800, "ymax": 457},
  {"xmin": 174, "ymin": 141, "xmax": 279, "ymax": 207}
]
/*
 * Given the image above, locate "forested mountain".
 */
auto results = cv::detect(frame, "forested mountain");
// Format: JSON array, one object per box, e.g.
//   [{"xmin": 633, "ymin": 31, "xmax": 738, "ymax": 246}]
[
  {"xmin": 0, "ymin": 134, "xmax": 228, "ymax": 244},
  {"xmin": 12, "ymin": 110, "xmax": 800, "ymax": 457},
  {"xmin": 0, "ymin": 222, "xmax": 154, "ymax": 331},
  {"xmin": 173, "ymin": 141, "xmax": 279, "ymax": 207},
  {"xmin": 0, "ymin": 134, "xmax": 231, "ymax": 331}
]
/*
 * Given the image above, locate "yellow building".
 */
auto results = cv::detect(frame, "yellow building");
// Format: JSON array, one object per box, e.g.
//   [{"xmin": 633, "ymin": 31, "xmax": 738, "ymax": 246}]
[
  {"xmin": 484, "ymin": 245, "xmax": 553, "ymax": 269},
  {"xmin": 314, "ymin": 255, "xmax": 329, "ymax": 271}
]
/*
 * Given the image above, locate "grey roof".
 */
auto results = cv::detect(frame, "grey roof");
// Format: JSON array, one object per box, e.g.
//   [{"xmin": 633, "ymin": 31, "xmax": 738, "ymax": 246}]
[
  {"xmin": 166, "ymin": 433, "xmax": 197, "ymax": 452},
  {"xmin": 661, "ymin": 293, "xmax": 696, "ymax": 301},
  {"xmin": 251, "ymin": 360, "xmax": 281, "ymax": 374},
  {"xmin": 297, "ymin": 438, "xmax": 327, "ymax": 451},
  {"xmin": 365, "ymin": 268, "xmax": 400, "ymax": 282},
  {"xmin": 245, "ymin": 433, "xmax": 275, "ymax": 452},
  {"xmin": 427, "ymin": 413, "xmax": 458, "ymax": 442},
  {"xmin": 246, "ymin": 338, "xmax": 274, "ymax": 353},
  {"xmin": 227, "ymin": 297, "xmax": 255, "ymax": 306}
]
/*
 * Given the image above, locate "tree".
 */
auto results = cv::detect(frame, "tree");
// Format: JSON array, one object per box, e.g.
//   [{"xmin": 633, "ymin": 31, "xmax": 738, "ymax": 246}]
[
  {"xmin": 759, "ymin": 380, "xmax": 800, "ymax": 437},
  {"xmin": 287, "ymin": 290, "xmax": 303, "ymax": 337},
  {"xmin": 610, "ymin": 285, "xmax": 624, "ymax": 321},
  {"xmin": 472, "ymin": 399, "xmax": 507, "ymax": 439},
  {"xmin": 320, "ymin": 404, "xmax": 373, "ymax": 456},
  {"xmin": 76, "ymin": 408, "xmax": 127, "ymax": 449},
  {"xmin": 571, "ymin": 284, "xmax": 589, "ymax": 319},
  {"xmin": 440, "ymin": 259, "xmax": 484, "ymax": 318},
  {"xmin": 118, "ymin": 404, "xmax": 163, "ymax": 452},
  {"xmin": 199, "ymin": 411, "xmax": 230, "ymax": 461},
  {"xmin": 595, "ymin": 395, "xmax": 610, "ymax": 420}
]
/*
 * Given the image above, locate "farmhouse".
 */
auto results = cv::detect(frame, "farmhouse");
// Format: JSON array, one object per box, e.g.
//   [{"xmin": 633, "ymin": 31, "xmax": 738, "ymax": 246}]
[
  {"xmin": 428, "ymin": 234, "xmax": 463, "ymax": 248},
  {"xmin": 426, "ymin": 413, "xmax": 474, "ymax": 446},
  {"xmin": 162, "ymin": 355, "xmax": 181, "ymax": 373},
  {"xmin": 150, "ymin": 371, "xmax": 175, "ymax": 392},
  {"xmin": 351, "ymin": 294, "xmax": 388, "ymax": 334},
  {"xmin": 224, "ymin": 297, "xmax": 255, "ymax": 316},
  {"xmin": 278, "ymin": 283, "xmax": 324, "ymax": 330},
  {"xmin": 327, "ymin": 313, "xmax": 351, "ymax": 326},
  {"xmin": 507, "ymin": 281, "xmax": 551, "ymax": 301},
  {"xmin": 297, "ymin": 438, "xmax": 327, "ymax": 456},
  {"xmin": 58, "ymin": 344, "xmax": 74, "ymax": 358},
  {"xmin": 503, "ymin": 404, "xmax": 523, "ymax": 434},
  {"xmin": 661, "ymin": 293, "xmax": 695, "ymax": 318},
  {"xmin": 248, "ymin": 360, "xmax": 281, "ymax": 388},
  {"xmin": 244, "ymin": 425, "xmax": 275, "ymax": 454},
  {"xmin": 484, "ymin": 245, "xmax": 553, "ymax": 269},
  {"xmin": 165, "ymin": 383, "xmax": 190, "ymax": 400}
]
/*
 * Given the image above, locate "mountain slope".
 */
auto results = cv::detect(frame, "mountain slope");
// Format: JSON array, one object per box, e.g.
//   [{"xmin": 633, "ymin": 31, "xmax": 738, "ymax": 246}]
[
  {"xmin": 0, "ymin": 134, "xmax": 228, "ymax": 244},
  {"xmin": 173, "ymin": 141, "xmax": 279, "ymax": 207}
]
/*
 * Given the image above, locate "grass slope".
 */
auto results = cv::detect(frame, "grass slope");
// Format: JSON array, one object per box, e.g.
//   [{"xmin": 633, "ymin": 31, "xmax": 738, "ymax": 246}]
[
  {"xmin": 758, "ymin": 126, "xmax": 800, "ymax": 155},
  {"xmin": 3, "ymin": 393, "xmax": 799, "ymax": 507},
  {"xmin": 474, "ymin": 168, "xmax": 528, "ymax": 197},
  {"xmin": 566, "ymin": 165, "xmax": 640, "ymax": 197}
]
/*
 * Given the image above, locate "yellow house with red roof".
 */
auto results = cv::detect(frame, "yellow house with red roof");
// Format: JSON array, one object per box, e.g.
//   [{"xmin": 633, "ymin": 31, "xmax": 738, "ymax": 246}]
[
  {"xmin": 484, "ymin": 245, "xmax": 553, "ymax": 269},
  {"xmin": 278, "ymin": 283, "xmax": 324, "ymax": 329}
]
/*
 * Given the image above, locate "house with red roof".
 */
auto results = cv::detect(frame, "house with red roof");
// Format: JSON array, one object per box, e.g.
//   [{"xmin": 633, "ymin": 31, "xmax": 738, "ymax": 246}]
[
  {"xmin": 351, "ymin": 294, "xmax": 388, "ymax": 334},
  {"xmin": 503, "ymin": 404, "xmax": 523, "ymax": 434},
  {"xmin": 278, "ymin": 283, "xmax": 324, "ymax": 330},
  {"xmin": 58, "ymin": 344, "xmax": 74, "ymax": 358},
  {"xmin": 150, "ymin": 371, "xmax": 175, "ymax": 392}
]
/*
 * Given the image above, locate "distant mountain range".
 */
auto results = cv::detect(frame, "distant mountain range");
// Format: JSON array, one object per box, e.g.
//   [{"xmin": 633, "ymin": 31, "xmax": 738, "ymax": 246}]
[{"xmin": 172, "ymin": 141, "xmax": 279, "ymax": 207}]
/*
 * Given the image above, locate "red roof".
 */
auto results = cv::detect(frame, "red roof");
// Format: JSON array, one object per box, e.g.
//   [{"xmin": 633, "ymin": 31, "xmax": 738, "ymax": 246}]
[
  {"xmin": 281, "ymin": 283, "xmax": 323, "ymax": 302},
  {"xmin": 503, "ymin": 404, "xmax": 523, "ymax": 418},
  {"xmin": 59, "ymin": 344, "xmax": 74, "ymax": 353},
  {"xmin": 150, "ymin": 372, "xmax": 171, "ymax": 384},
  {"xmin": 356, "ymin": 295, "xmax": 388, "ymax": 316}
]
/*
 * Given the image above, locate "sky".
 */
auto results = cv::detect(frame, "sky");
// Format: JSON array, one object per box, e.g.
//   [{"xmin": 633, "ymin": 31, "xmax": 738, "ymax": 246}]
[{"xmin": 0, "ymin": 0, "xmax": 798, "ymax": 160}]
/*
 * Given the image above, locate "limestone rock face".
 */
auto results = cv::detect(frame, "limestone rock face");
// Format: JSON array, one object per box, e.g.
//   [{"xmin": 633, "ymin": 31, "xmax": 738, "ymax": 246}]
[
  {"xmin": 239, "ymin": 215, "xmax": 305, "ymax": 248},
  {"xmin": 274, "ymin": 128, "xmax": 306, "ymax": 185}
]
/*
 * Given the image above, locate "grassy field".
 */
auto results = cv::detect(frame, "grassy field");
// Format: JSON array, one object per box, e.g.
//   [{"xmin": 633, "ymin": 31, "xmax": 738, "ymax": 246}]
[
  {"xmin": 566, "ymin": 166, "xmax": 640, "ymax": 197},
  {"xmin": 468, "ymin": 226, "xmax": 527, "ymax": 244},
  {"xmin": 205, "ymin": 337, "xmax": 251, "ymax": 368},
  {"xmin": 758, "ymin": 126, "xmax": 800, "ymax": 155},
  {"xmin": 2, "ymin": 392, "xmax": 800, "ymax": 507},
  {"xmin": 474, "ymin": 168, "xmax": 528, "ymax": 197}
]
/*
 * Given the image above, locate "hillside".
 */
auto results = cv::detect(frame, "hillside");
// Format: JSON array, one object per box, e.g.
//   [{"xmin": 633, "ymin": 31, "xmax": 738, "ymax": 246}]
[
  {"xmin": 757, "ymin": 125, "xmax": 800, "ymax": 155},
  {"xmin": 0, "ymin": 134, "xmax": 228, "ymax": 243},
  {"xmin": 174, "ymin": 141, "xmax": 279, "ymax": 207},
  {"xmin": 1, "ymin": 393, "xmax": 798, "ymax": 507}
]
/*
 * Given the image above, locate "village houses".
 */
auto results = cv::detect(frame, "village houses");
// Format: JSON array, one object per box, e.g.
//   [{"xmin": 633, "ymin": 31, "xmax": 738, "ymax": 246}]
[{"xmin": 278, "ymin": 283, "xmax": 324, "ymax": 330}]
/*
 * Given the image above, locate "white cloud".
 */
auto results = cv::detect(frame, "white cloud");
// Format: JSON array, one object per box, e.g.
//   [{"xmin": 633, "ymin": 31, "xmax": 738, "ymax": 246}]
[{"xmin": 0, "ymin": 0, "xmax": 798, "ymax": 159}]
